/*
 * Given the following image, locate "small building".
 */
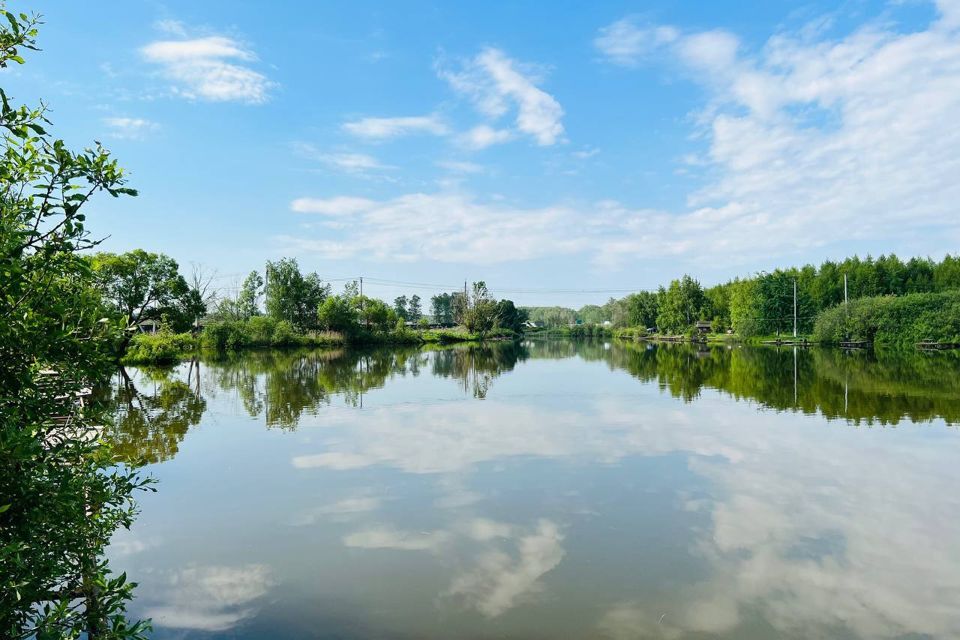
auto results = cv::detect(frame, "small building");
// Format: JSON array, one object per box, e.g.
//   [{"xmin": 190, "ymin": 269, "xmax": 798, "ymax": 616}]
[
  {"xmin": 137, "ymin": 319, "xmax": 160, "ymax": 334},
  {"xmin": 695, "ymin": 321, "xmax": 713, "ymax": 335}
]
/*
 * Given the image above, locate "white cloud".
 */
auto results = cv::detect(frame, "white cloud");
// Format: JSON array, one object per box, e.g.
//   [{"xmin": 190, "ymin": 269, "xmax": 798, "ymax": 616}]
[
  {"xmin": 342, "ymin": 115, "xmax": 448, "ymax": 139},
  {"xmin": 143, "ymin": 565, "xmax": 273, "ymax": 632},
  {"xmin": 436, "ymin": 159, "xmax": 485, "ymax": 174},
  {"xmin": 290, "ymin": 196, "xmax": 375, "ymax": 216},
  {"xmin": 460, "ymin": 124, "xmax": 513, "ymax": 149},
  {"xmin": 343, "ymin": 527, "xmax": 451, "ymax": 552},
  {"xmin": 572, "ymin": 146, "xmax": 600, "ymax": 159},
  {"xmin": 289, "ymin": 496, "xmax": 381, "ymax": 526},
  {"xmin": 292, "ymin": 142, "xmax": 392, "ymax": 174},
  {"xmin": 154, "ymin": 19, "xmax": 187, "ymax": 37},
  {"xmin": 444, "ymin": 520, "xmax": 565, "ymax": 617},
  {"xmin": 103, "ymin": 116, "xmax": 159, "ymax": 140},
  {"xmin": 440, "ymin": 47, "xmax": 565, "ymax": 146},
  {"xmin": 281, "ymin": 192, "xmax": 604, "ymax": 264},
  {"xmin": 141, "ymin": 35, "xmax": 273, "ymax": 104},
  {"xmin": 594, "ymin": 19, "xmax": 679, "ymax": 66},
  {"xmin": 319, "ymin": 152, "xmax": 389, "ymax": 173}
]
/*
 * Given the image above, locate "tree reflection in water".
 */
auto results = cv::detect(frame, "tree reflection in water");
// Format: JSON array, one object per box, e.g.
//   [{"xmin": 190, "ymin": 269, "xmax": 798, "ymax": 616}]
[
  {"xmin": 105, "ymin": 361, "xmax": 207, "ymax": 465},
  {"xmin": 106, "ymin": 341, "xmax": 959, "ymax": 464}
]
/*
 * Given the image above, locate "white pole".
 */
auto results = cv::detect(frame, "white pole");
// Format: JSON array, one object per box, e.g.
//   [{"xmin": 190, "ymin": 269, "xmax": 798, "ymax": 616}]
[{"xmin": 793, "ymin": 278, "xmax": 798, "ymax": 338}]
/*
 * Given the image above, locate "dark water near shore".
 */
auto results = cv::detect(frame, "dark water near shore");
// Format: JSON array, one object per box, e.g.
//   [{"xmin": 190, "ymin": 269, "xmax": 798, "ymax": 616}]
[{"xmin": 106, "ymin": 340, "xmax": 960, "ymax": 639}]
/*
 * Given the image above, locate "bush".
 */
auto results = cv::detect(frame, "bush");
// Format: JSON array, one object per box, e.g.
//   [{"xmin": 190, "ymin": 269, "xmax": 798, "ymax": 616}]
[
  {"xmin": 123, "ymin": 331, "xmax": 198, "ymax": 364},
  {"xmin": 202, "ymin": 317, "xmax": 346, "ymax": 352},
  {"xmin": 615, "ymin": 327, "xmax": 647, "ymax": 341},
  {"xmin": 202, "ymin": 320, "xmax": 250, "ymax": 351},
  {"xmin": 812, "ymin": 290, "xmax": 960, "ymax": 347}
]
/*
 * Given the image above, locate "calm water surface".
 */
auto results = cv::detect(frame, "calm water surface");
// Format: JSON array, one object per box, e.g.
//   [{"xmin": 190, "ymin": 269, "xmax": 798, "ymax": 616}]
[{"xmin": 106, "ymin": 341, "xmax": 960, "ymax": 639}]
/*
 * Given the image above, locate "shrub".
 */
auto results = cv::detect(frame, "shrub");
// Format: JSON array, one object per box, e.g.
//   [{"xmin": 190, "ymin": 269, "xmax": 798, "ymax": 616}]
[
  {"xmin": 123, "ymin": 331, "xmax": 198, "ymax": 364},
  {"xmin": 812, "ymin": 290, "xmax": 960, "ymax": 347}
]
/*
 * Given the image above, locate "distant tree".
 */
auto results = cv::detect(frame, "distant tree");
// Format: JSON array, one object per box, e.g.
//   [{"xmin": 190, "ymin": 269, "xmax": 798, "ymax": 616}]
[
  {"xmin": 343, "ymin": 280, "xmax": 360, "ymax": 298},
  {"xmin": 393, "ymin": 295, "xmax": 409, "ymax": 321},
  {"xmin": 430, "ymin": 293, "xmax": 452, "ymax": 325},
  {"xmin": 525, "ymin": 306, "xmax": 576, "ymax": 327},
  {"xmin": 355, "ymin": 295, "xmax": 396, "ymax": 331},
  {"xmin": 729, "ymin": 278, "xmax": 761, "ymax": 336},
  {"xmin": 317, "ymin": 295, "xmax": 358, "ymax": 334},
  {"xmin": 495, "ymin": 299, "xmax": 528, "ymax": 332},
  {"xmin": 237, "ymin": 270, "xmax": 264, "ymax": 319},
  {"xmin": 451, "ymin": 290, "xmax": 469, "ymax": 325},
  {"xmin": 625, "ymin": 291, "xmax": 659, "ymax": 328},
  {"xmin": 464, "ymin": 281, "xmax": 498, "ymax": 334},
  {"xmin": 408, "ymin": 294, "xmax": 422, "ymax": 322},
  {"xmin": 91, "ymin": 250, "xmax": 190, "ymax": 343},
  {"xmin": 656, "ymin": 275, "xmax": 705, "ymax": 333},
  {"xmin": 577, "ymin": 304, "xmax": 606, "ymax": 325},
  {"xmin": 264, "ymin": 258, "xmax": 330, "ymax": 330}
]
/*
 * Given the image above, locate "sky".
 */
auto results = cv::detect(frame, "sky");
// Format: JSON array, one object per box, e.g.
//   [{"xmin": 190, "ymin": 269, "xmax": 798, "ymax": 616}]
[{"xmin": 5, "ymin": 0, "xmax": 960, "ymax": 306}]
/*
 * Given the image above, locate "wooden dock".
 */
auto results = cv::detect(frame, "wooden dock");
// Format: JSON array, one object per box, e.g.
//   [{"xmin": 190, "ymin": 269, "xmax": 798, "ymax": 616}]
[
  {"xmin": 916, "ymin": 341, "xmax": 960, "ymax": 351},
  {"xmin": 840, "ymin": 340, "xmax": 870, "ymax": 349}
]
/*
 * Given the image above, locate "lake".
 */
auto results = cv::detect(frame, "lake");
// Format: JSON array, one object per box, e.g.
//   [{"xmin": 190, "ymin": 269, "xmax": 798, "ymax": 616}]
[{"xmin": 106, "ymin": 340, "xmax": 960, "ymax": 639}]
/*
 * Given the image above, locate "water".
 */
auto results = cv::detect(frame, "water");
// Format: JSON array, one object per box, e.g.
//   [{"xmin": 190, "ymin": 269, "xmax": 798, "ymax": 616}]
[{"xmin": 106, "ymin": 340, "xmax": 960, "ymax": 639}]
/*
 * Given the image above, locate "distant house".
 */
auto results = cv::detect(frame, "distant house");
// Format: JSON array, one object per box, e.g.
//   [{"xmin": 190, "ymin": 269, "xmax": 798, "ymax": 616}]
[
  {"xmin": 695, "ymin": 321, "xmax": 713, "ymax": 334},
  {"xmin": 523, "ymin": 320, "xmax": 544, "ymax": 329},
  {"xmin": 602, "ymin": 320, "xmax": 613, "ymax": 328}
]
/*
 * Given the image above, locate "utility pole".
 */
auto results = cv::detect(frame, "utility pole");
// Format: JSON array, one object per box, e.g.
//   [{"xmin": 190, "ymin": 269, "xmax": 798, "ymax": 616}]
[
  {"xmin": 793, "ymin": 278, "xmax": 798, "ymax": 338},
  {"xmin": 360, "ymin": 277, "xmax": 365, "ymax": 327}
]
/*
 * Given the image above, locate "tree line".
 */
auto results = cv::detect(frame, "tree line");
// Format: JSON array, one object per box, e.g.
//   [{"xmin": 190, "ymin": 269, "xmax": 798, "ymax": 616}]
[
  {"xmin": 83, "ymin": 249, "xmax": 531, "ymax": 353},
  {"xmin": 525, "ymin": 254, "xmax": 960, "ymax": 337}
]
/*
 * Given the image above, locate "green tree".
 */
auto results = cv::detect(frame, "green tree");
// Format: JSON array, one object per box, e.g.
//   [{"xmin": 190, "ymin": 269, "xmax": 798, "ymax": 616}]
[
  {"xmin": 464, "ymin": 281, "xmax": 497, "ymax": 335},
  {"xmin": 430, "ymin": 293, "xmax": 452, "ymax": 325},
  {"xmin": 236, "ymin": 270, "xmax": 263, "ymax": 319},
  {"xmin": 451, "ymin": 290, "xmax": 469, "ymax": 325},
  {"xmin": 625, "ymin": 291, "xmax": 659, "ymax": 328},
  {"xmin": 317, "ymin": 294, "xmax": 358, "ymax": 334},
  {"xmin": 657, "ymin": 275, "xmax": 705, "ymax": 333},
  {"xmin": 0, "ymin": 9, "xmax": 150, "ymax": 636},
  {"xmin": 495, "ymin": 299, "xmax": 527, "ymax": 332},
  {"xmin": 91, "ymin": 250, "xmax": 190, "ymax": 343},
  {"xmin": 355, "ymin": 295, "xmax": 396, "ymax": 331},
  {"xmin": 408, "ymin": 294, "xmax": 422, "ymax": 322},
  {"xmin": 264, "ymin": 258, "xmax": 330, "ymax": 330},
  {"xmin": 393, "ymin": 295, "xmax": 409, "ymax": 321}
]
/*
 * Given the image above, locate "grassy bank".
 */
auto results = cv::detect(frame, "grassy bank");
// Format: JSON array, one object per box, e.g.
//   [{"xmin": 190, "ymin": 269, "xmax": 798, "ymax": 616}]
[{"xmin": 121, "ymin": 318, "xmax": 519, "ymax": 365}]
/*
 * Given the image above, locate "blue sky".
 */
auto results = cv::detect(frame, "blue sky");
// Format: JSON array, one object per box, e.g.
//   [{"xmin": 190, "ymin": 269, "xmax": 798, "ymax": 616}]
[{"xmin": 6, "ymin": 0, "xmax": 960, "ymax": 305}]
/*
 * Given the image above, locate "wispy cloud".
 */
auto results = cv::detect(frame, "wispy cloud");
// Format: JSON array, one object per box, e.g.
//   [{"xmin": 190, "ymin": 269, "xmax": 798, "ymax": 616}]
[
  {"xmin": 342, "ymin": 115, "xmax": 448, "ymax": 139},
  {"xmin": 103, "ymin": 116, "xmax": 159, "ymax": 140},
  {"xmin": 594, "ymin": 19, "xmax": 679, "ymax": 66},
  {"xmin": 440, "ymin": 47, "xmax": 565, "ymax": 146},
  {"xmin": 153, "ymin": 18, "xmax": 187, "ymax": 37},
  {"xmin": 293, "ymin": 142, "xmax": 392, "ymax": 174},
  {"xmin": 290, "ymin": 196, "xmax": 376, "ymax": 216},
  {"xmin": 459, "ymin": 124, "xmax": 513, "ymax": 149},
  {"xmin": 140, "ymin": 34, "xmax": 273, "ymax": 104},
  {"xmin": 437, "ymin": 159, "xmax": 485, "ymax": 174}
]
